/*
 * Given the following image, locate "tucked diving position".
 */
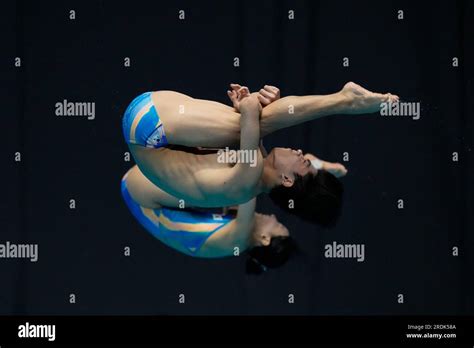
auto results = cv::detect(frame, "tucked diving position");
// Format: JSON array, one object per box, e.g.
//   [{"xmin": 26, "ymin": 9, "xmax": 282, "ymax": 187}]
[{"xmin": 122, "ymin": 82, "xmax": 398, "ymax": 221}]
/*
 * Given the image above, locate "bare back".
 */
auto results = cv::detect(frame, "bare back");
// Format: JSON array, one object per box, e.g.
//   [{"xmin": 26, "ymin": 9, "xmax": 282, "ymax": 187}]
[{"xmin": 129, "ymin": 144, "xmax": 263, "ymax": 207}]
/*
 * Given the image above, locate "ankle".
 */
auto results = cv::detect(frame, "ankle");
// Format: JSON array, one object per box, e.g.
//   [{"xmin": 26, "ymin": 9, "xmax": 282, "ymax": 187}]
[{"xmin": 334, "ymin": 91, "xmax": 353, "ymax": 114}]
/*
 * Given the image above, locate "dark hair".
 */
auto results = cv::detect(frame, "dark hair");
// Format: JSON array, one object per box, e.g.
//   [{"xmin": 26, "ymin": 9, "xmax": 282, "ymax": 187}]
[
  {"xmin": 246, "ymin": 236, "xmax": 296, "ymax": 274},
  {"xmin": 269, "ymin": 170, "xmax": 343, "ymax": 226}
]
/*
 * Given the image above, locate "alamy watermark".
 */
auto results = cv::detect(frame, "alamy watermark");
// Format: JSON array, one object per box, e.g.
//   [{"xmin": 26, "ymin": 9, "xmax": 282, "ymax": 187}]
[
  {"xmin": 217, "ymin": 147, "xmax": 258, "ymax": 167},
  {"xmin": 380, "ymin": 101, "xmax": 420, "ymax": 120},
  {"xmin": 0, "ymin": 241, "xmax": 38, "ymax": 262},
  {"xmin": 55, "ymin": 99, "xmax": 95, "ymax": 120},
  {"xmin": 18, "ymin": 322, "xmax": 55, "ymax": 341},
  {"xmin": 324, "ymin": 241, "xmax": 365, "ymax": 262}
]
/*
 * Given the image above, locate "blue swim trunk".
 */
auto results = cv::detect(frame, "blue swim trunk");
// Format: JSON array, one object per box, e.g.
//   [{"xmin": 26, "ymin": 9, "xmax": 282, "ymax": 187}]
[
  {"xmin": 122, "ymin": 92, "xmax": 169, "ymax": 148},
  {"xmin": 121, "ymin": 177, "xmax": 233, "ymax": 254}
]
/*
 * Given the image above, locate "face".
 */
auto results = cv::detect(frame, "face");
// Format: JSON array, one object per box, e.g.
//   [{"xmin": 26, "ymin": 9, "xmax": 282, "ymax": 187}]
[
  {"xmin": 270, "ymin": 148, "xmax": 318, "ymax": 187},
  {"xmin": 252, "ymin": 213, "xmax": 290, "ymax": 247}
]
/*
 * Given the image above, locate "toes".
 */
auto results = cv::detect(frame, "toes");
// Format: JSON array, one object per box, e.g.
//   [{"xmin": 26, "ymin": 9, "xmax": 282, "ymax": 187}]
[{"xmin": 387, "ymin": 93, "xmax": 400, "ymax": 103}]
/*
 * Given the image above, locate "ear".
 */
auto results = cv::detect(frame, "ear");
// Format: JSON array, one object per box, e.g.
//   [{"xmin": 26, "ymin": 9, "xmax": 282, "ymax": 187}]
[
  {"xmin": 261, "ymin": 234, "xmax": 271, "ymax": 247},
  {"xmin": 281, "ymin": 174, "xmax": 294, "ymax": 188}
]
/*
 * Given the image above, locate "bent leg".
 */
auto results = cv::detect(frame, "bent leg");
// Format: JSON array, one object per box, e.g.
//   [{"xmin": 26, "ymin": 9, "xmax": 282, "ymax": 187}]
[
  {"xmin": 260, "ymin": 92, "xmax": 346, "ymax": 136},
  {"xmin": 260, "ymin": 82, "xmax": 399, "ymax": 135},
  {"xmin": 144, "ymin": 83, "xmax": 398, "ymax": 148},
  {"xmin": 152, "ymin": 90, "xmax": 349, "ymax": 148},
  {"xmin": 152, "ymin": 91, "xmax": 242, "ymax": 148}
]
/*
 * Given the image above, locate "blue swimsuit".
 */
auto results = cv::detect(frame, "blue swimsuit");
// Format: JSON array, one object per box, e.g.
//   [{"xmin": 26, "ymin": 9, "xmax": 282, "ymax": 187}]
[
  {"xmin": 122, "ymin": 91, "xmax": 168, "ymax": 148},
  {"xmin": 121, "ymin": 179, "xmax": 233, "ymax": 254}
]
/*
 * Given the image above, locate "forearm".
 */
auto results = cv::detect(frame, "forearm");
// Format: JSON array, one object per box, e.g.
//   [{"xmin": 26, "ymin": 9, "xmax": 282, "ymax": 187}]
[
  {"xmin": 226, "ymin": 98, "xmax": 263, "ymax": 192},
  {"xmin": 309, "ymin": 154, "xmax": 348, "ymax": 178},
  {"xmin": 239, "ymin": 100, "xmax": 261, "ymax": 151}
]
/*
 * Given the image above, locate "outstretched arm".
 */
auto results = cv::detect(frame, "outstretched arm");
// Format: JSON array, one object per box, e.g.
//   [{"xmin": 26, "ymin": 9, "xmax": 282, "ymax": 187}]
[
  {"xmin": 321, "ymin": 161, "xmax": 348, "ymax": 178},
  {"xmin": 305, "ymin": 153, "xmax": 348, "ymax": 178}
]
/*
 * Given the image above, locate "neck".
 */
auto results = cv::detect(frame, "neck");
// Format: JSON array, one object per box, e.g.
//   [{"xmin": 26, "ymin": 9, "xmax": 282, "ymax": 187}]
[{"xmin": 257, "ymin": 157, "xmax": 279, "ymax": 193}]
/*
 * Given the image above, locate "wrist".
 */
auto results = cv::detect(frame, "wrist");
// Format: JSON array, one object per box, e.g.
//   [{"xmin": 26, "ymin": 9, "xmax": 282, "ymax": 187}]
[
  {"xmin": 240, "ymin": 97, "xmax": 261, "ymax": 114},
  {"xmin": 310, "ymin": 158, "xmax": 324, "ymax": 170}
]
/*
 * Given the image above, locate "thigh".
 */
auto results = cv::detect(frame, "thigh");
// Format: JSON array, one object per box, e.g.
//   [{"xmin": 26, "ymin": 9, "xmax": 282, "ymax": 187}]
[
  {"xmin": 153, "ymin": 91, "xmax": 241, "ymax": 148},
  {"xmin": 124, "ymin": 165, "xmax": 182, "ymax": 209}
]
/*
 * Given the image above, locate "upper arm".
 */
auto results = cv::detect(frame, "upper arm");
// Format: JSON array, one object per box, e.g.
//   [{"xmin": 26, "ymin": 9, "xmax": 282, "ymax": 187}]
[
  {"xmin": 216, "ymin": 198, "xmax": 256, "ymax": 249},
  {"xmin": 235, "ymin": 198, "xmax": 257, "ymax": 225},
  {"xmin": 226, "ymin": 150, "xmax": 263, "ymax": 198}
]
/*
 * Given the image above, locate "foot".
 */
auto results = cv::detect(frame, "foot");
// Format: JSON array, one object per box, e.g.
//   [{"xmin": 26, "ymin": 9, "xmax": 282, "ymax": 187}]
[{"xmin": 340, "ymin": 82, "xmax": 399, "ymax": 115}]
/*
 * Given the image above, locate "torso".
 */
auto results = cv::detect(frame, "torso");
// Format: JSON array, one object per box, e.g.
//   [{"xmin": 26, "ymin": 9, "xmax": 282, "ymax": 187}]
[
  {"xmin": 122, "ymin": 166, "xmax": 250, "ymax": 258},
  {"xmin": 130, "ymin": 145, "xmax": 229, "ymax": 205},
  {"xmin": 129, "ymin": 145, "xmax": 262, "ymax": 208}
]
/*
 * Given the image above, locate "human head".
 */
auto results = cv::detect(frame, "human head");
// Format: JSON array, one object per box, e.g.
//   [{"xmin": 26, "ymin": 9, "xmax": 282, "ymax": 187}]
[
  {"xmin": 267, "ymin": 148, "xmax": 344, "ymax": 226},
  {"xmin": 246, "ymin": 213, "xmax": 295, "ymax": 274}
]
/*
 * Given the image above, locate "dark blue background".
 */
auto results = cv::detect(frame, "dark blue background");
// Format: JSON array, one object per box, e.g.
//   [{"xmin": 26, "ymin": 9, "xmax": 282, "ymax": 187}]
[{"xmin": 2, "ymin": 0, "xmax": 473, "ymax": 315}]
